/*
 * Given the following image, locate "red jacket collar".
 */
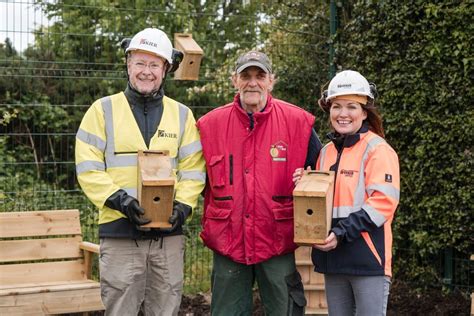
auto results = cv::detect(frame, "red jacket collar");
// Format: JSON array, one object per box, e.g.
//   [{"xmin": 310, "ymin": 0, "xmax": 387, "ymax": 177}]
[{"xmin": 232, "ymin": 93, "xmax": 274, "ymax": 128}]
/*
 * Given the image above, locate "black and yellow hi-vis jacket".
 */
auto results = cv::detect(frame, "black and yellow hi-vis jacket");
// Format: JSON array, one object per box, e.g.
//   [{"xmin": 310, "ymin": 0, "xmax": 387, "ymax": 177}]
[{"xmin": 75, "ymin": 91, "xmax": 205, "ymax": 230}]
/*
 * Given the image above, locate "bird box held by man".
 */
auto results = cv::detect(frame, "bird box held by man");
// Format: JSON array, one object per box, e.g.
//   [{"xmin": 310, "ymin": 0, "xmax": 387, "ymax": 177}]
[
  {"xmin": 173, "ymin": 33, "xmax": 203, "ymax": 80},
  {"xmin": 293, "ymin": 171, "xmax": 335, "ymax": 245},
  {"xmin": 137, "ymin": 150, "xmax": 175, "ymax": 228}
]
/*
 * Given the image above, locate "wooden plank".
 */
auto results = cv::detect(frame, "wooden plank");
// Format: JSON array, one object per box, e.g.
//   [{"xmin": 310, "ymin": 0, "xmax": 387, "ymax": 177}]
[
  {"xmin": 0, "ymin": 304, "xmax": 44, "ymax": 316},
  {"xmin": 294, "ymin": 195, "xmax": 331, "ymax": 245},
  {"xmin": 308, "ymin": 290, "xmax": 328, "ymax": 310},
  {"xmin": 309, "ymin": 271, "xmax": 325, "ymax": 285},
  {"xmin": 296, "ymin": 260, "xmax": 313, "ymax": 266},
  {"xmin": 79, "ymin": 241, "xmax": 100, "ymax": 254},
  {"xmin": 142, "ymin": 179, "xmax": 175, "ymax": 186},
  {"xmin": 0, "ymin": 280, "xmax": 99, "ymax": 296},
  {"xmin": 293, "ymin": 171, "xmax": 334, "ymax": 197},
  {"xmin": 303, "ymin": 284, "xmax": 325, "ymax": 291},
  {"xmin": 470, "ymin": 292, "xmax": 473, "ymax": 316},
  {"xmin": 41, "ymin": 287, "xmax": 104, "ymax": 313},
  {"xmin": 299, "ymin": 272, "xmax": 326, "ymax": 290},
  {"xmin": 0, "ymin": 210, "xmax": 81, "ymax": 238},
  {"xmin": 0, "ymin": 287, "xmax": 104, "ymax": 314},
  {"xmin": 305, "ymin": 307, "xmax": 328, "ymax": 315},
  {"xmin": 137, "ymin": 150, "xmax": 172, "ymax": 181},
  {"xmin": 174, "ymin": 33, "xmax": 203, "ymax": 54},
  {"xmin": 295, "ymin": 246, "xmax": 311, "ymax": 261},
  {"xmin": 298, "ymin": 265, "xmax": 311, "ymax": 284},
  {"xmin": 79, "ymin": 241, "xmax": 100, "ymax": 279},
  {"xmin": 0, "ymin": 236, "xmax": 83, "ymax": 263},
  {"xmin": 139, "ymin": 185, "xmax": 174, "ymax": 229},
  {"xmin": 0, "ymin": 260, "xmax": 86, "ymax": 286}
]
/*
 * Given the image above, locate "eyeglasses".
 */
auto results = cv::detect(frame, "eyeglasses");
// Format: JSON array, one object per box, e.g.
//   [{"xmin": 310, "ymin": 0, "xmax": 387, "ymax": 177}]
[{"xmin": 131, "ymin": 60, "xmax": 164, "ymax": 71}]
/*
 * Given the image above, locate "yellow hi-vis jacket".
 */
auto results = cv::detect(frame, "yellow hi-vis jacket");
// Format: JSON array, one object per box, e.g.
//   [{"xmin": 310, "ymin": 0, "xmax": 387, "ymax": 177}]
[{"xmin": 75, "ymin": 92, "xmax": 206, "ymax": 225}]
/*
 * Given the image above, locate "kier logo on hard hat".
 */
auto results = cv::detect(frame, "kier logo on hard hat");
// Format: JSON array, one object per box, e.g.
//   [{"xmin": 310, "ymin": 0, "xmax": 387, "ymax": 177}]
[
  {"xmin": 139, "ymin": 38, "xmax": 158, "ymax": 48},
  {"xmin": 337, "ymin": 84, "xmax": 352, "ymax": 88}
]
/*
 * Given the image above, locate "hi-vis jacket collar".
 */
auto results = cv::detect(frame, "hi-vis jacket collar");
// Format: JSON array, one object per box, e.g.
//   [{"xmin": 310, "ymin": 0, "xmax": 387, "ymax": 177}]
[{"xmin": 327, "ymin": 121, "xmax": 369, "ymax": 150}]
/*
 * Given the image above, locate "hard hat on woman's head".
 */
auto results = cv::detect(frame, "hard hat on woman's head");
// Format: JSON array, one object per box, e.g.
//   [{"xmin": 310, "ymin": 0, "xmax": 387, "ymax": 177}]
[
  {"xmin": 125, "ymin": 28, "xmax": 174, "ymax": 64},
  {"xmin": 326, "ymin": 70, "xmax": 374, "ymax": 102}
]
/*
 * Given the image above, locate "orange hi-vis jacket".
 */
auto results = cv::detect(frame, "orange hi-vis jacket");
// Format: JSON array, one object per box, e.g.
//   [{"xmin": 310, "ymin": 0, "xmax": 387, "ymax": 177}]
[{"xmin": 312, "ymin": 125, "xmax": 400, "ymax": 276}]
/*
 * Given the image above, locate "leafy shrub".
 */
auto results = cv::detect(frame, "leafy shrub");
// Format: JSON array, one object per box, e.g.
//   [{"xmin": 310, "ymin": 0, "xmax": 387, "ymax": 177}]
[{"xmin": 335, "ymin": 1, "xmax": 473, "ymax": 288}]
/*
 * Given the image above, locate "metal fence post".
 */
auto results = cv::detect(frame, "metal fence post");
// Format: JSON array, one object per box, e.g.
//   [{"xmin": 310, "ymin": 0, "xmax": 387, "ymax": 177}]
[
  {"xmin": 443, "ymin": 247, "xmax": 453, "ymax": 289},
  {"xmin": 329, "ymin": 0, "xmax": 337, "ymax": 79}
]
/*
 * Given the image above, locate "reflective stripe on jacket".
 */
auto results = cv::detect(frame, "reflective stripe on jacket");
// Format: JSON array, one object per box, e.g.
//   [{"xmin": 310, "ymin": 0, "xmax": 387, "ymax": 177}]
[
  {"xmin": 197, "ymin": 94, "xmax": 315, "ymax": 265},
  {"xmin": 313, "ymin": 129, "xmax": 400, "ymax": 276},
  {"xmin": 75, "ymin": 92, "xmax": 205, "ymax": 225}
]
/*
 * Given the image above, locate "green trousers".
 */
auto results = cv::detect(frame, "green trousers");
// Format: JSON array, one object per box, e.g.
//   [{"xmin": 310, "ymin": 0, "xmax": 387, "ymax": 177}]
[{"xmin": 210, "ymin": 252, "xmax": 306, "ymax": 316}]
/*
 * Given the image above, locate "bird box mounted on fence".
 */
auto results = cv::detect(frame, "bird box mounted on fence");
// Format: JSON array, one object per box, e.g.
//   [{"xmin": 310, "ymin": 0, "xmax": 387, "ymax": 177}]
[
  {"xmin": 173, "ymin": 33, "xmax": 203, "ymax": 80},
  {"xmin": 137, "ymin": 150, "xmax": 175, "ymax": 228},
  {"xmin": 293, "ymin": 171, "xmax": 335, "ymax": 246}
]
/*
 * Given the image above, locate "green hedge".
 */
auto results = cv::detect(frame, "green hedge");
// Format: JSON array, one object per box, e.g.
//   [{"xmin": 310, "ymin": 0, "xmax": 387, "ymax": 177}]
[{"xmin": 335, "ymin": 1, "xmax": 473, "ymax": 287}]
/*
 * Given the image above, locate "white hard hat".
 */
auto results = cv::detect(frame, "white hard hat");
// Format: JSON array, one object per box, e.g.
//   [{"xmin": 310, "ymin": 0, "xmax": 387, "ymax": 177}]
[
  {"xmin": 125, "ymin": 28, "xmax": 173, "ymax": 64},
  {"xmin": 326, "ymin": 70, "xmax": 374, "ymax": 101}
]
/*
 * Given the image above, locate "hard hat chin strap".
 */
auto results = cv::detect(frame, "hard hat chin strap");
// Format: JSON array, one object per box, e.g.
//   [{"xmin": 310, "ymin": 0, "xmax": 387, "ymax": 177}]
[
  {"xmin": 169, "ymin": 49, "xmax": 183, "ymax": 73},
  {"xmin": 128, "ymin": 80, "xmax": 163, "ymax": 98}
]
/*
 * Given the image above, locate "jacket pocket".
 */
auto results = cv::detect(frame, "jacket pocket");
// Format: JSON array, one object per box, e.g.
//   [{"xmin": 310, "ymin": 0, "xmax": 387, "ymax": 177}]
[
  {"xmin": 201, "ymin": 204, "xmax": 232, "ymax": 255},
  {"xmin": 208, "ymin": 155, "xmax": 225, "ymax": 188},
  {"xmin": 286, "ymin": 270, "xmax": 307, "ymax": 315},
  {"xmin": 271, "ymin": 204, "xmax": 295, "ymax": 253}
]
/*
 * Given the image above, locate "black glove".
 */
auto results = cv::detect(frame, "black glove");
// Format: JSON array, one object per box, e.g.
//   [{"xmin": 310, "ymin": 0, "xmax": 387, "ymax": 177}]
[
  {"xmin": 105, "ymin": 190, "xmax": 151, "ymax": 226},
  {"xmin": 120, "ymin": 195, "xmax": 151, "ymax": 226},
  {"xmin": 160, "ymin": 201, "xmax": 191, "ymax": 234}
]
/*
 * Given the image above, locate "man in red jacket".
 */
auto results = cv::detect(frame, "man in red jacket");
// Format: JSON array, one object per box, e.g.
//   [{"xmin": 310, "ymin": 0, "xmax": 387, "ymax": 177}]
[{"xmin": 197, "ymin": 51, "xmax": 322, "ymax": 315}]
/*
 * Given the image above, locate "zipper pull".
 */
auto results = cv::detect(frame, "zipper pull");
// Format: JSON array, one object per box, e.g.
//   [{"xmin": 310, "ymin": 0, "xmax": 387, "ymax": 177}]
[{"xmin": 229, "ymin": 154, "xmax": 233, "ymax": 185}]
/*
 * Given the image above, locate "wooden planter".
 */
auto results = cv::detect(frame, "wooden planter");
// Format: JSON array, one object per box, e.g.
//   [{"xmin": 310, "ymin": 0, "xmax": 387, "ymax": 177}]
[{"xmin": 295, "ymin": 246, "xmax": 328, "ymax": 315}]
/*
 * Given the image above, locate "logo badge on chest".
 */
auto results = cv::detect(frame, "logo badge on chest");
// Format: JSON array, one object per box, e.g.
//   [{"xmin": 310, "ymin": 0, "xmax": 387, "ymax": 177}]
[
  {"xmin": 158, "ymin": 129, "xmax": 177, "ymax": 139},
  {"xmin": 270, "ymin": 141, "xmax": 288, "ymax": 162}
]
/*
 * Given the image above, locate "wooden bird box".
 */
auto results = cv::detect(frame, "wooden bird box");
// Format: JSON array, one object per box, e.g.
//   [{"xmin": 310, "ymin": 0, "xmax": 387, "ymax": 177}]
[
  {"xmin": 174, "ymin": 33, "xmax": 203, "ymax": 80},
  {"xmin": 293, "ymin": 171, "xmax": 335, "ymax": 246},
  {"xmin": 137, "ymin": 150, "xmax": 175, "ymax": 228}
]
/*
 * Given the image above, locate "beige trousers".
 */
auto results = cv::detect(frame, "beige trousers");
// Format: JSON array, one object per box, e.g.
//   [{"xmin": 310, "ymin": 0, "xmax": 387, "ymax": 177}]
[{"xmin": 99, "ymin": 236, "xmax": 185, "ymax": 316}]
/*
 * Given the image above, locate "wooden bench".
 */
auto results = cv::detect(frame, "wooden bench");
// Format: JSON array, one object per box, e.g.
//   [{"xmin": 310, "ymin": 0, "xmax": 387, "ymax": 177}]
[{"xmin": 0, "ymin": 209, "xmax": 104, "ymax": 315}]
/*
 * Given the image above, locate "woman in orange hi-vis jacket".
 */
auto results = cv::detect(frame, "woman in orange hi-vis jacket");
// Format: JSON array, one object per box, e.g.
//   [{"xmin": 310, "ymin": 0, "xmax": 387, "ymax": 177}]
[{"xmin": 293, "ymin": 70, "xmax": 400, "ymax": 316}]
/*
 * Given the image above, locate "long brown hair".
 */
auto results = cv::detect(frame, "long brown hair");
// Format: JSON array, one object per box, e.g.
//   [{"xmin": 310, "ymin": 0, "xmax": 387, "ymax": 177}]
[{"xmin": 318, "ymin": 94, "xmax": 385, "ymax": 138}]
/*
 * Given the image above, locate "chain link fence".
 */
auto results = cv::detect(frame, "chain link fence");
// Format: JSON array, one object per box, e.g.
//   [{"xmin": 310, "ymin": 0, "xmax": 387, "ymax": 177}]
[{"xmin": 1, "ymin": 1, "xmax": 473, "ymax": 298}]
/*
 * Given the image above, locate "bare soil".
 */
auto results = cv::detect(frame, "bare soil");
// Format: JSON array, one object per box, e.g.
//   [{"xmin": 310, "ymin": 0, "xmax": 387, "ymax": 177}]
[
  {"xmin": 387, "ymin": 279, "xmax": 470, "ymax": 316},
  {"xmin": 80, "ymin": 280, "xmax": 471, "ymax": 315},
  {"xmin": 179, "ymin": 279, "xmax": 471, "ymax": 316}
]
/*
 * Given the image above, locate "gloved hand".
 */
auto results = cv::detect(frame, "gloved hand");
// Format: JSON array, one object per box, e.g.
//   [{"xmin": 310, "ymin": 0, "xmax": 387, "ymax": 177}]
[
  {"xmin": 120, "ymin": 195, "xmax": 151, "ymax": 226},
  {"xmin": 160, "ymin": 201, "xmax": 191, "ymax": 234},
  {"xmin": 105, "ymin": 190, "xmax": 151, "ymax": 226}
]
